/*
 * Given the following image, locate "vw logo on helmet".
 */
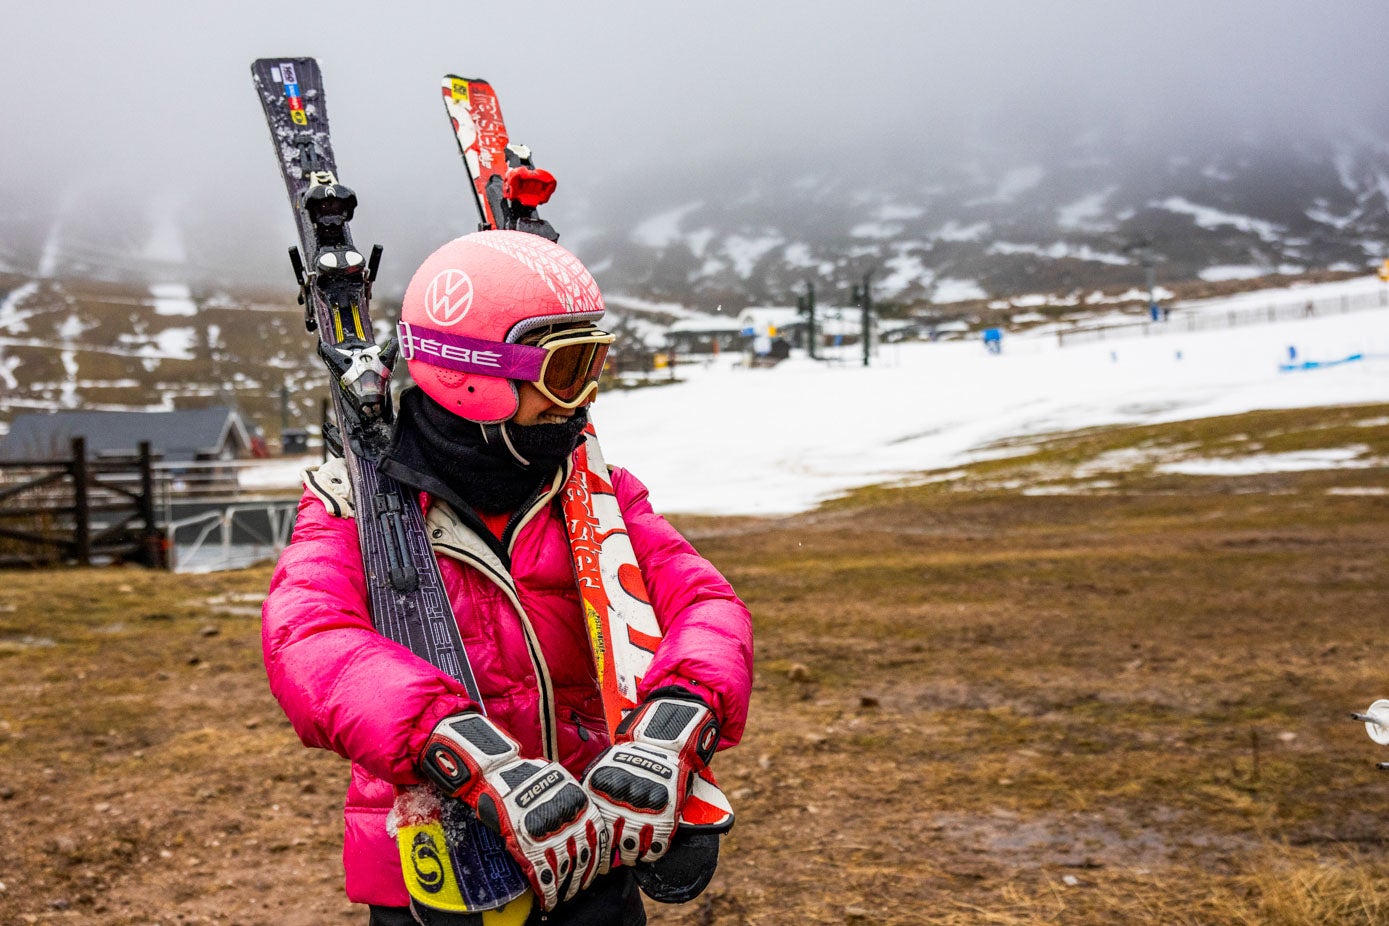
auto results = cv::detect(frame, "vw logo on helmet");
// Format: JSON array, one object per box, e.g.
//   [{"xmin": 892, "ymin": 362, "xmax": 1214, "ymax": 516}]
[{"xmin": 424, "ymin": 269, "xmax": 474, "ymax": 327}]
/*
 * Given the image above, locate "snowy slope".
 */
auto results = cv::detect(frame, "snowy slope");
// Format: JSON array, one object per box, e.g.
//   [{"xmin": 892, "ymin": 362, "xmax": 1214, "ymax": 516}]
[{"xmin": 593, "ymin": 277, "xmax": 1389, "ymax": 514}]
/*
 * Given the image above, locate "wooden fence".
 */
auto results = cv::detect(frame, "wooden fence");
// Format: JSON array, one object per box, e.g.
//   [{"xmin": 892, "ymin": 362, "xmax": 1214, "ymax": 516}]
[{"xmin": 0, "ymin": 437, "xmax": 165, "ymax": 568}]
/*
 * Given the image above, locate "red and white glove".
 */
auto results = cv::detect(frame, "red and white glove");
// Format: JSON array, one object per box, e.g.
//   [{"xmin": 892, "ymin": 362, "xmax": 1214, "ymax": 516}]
[
  {"xmin": 419, "ymin": 712, "xmax": 605, "ymax": 910},
  {"xmin": 583, "ymin": 695, "xmax": 721, "ymax": 873}
]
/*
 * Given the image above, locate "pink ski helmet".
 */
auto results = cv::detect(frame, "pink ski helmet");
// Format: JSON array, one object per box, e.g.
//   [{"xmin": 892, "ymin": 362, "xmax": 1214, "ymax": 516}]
[{"xmin": 398, "ymin": 230, "xmax": 607, "ymax": 423}]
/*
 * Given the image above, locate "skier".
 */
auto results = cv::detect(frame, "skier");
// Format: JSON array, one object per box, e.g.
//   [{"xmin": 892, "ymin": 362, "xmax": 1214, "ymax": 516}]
[{"xmin": 262, "ymin": 230, "xmax": 754, "ymax": 926}]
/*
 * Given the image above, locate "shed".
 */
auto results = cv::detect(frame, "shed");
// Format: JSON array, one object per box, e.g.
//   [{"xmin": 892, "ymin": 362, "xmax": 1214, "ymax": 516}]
[
  {"xmin": 666, "ymin": 316, "xmax": 749, "ymax": 355},
  {"xmin": 0, "ymin": 407, "xmax": 254, "ymax": 462}
]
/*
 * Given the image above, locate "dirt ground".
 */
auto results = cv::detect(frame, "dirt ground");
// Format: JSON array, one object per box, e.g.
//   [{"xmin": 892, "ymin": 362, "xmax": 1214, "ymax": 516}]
[{"xmin": 3, "ymin": 404, "xmax": 1389, "ymax": 925}]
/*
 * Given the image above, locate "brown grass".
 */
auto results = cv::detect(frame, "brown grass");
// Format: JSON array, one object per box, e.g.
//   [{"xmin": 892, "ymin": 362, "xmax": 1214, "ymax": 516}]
[{"xmin": 2, "ymin": 404, "xmax": 1389, "ymax": 924}]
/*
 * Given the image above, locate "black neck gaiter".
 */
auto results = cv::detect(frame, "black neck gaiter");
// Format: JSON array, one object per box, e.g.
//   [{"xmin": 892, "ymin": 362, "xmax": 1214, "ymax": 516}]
[{"xmin": 386, "ymin": 387, "xmax": 588, "ymax": 514}]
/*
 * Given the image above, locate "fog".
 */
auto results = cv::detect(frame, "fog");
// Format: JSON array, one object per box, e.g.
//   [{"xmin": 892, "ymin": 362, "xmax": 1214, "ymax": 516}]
[{"xmin": 1, "ymin": 0, "xmax": 1384, "ymax": 291}]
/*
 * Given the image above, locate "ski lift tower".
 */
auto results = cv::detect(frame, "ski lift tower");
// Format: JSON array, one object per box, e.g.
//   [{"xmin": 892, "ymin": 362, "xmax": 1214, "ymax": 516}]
[
  {"xmin": 797, "ymin": 280, "xmax": 818, "ymax": 360},
  {"xmin": 851, "ymin": 269, "xmax": 874, "ymax": 367},
  {"xmin": 1123, "ymin": 237, "xmax": 1162, "ymax": 320}
]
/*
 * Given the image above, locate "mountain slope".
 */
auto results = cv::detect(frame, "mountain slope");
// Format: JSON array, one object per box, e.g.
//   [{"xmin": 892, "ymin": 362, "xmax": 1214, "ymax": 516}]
[{"xmin": 574, "ymin": 131, "xmax": 1389, "ymax": 307}]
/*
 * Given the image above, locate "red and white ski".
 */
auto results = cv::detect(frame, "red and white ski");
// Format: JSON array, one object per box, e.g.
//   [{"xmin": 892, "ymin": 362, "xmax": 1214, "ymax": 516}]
[
  {"xmin": 441, "ymin": 76, "xmax": 558, "ymax": 241},
  {"xmin": 440, "ymin": 74, "xmax": 732, "ymax": 901},
  {"xmin": 561, "ymin": 426, "xmax": 735, "ymax": 833}
]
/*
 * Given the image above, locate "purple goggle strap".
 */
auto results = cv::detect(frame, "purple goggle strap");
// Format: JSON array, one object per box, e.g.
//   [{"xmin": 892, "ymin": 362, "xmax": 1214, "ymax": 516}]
[{"xmin": 397, "ymin": 322, "xmax": 547, "ymax": 380}]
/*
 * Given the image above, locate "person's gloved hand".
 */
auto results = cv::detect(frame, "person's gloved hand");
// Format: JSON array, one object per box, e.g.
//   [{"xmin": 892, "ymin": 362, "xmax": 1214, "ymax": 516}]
[
  {"xmin": 582, "ymin": 695, "xmax": 721, "ymax": 873},
  {"xmin": 419, "ymin": 712, "xmax": 605, "ymax": 910}
]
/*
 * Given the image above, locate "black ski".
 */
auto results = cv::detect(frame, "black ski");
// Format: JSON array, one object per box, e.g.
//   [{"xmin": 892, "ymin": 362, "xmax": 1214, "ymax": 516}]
[{"xmin": 250, "ymin": 57, "xmax": 527, "ymax": 913}]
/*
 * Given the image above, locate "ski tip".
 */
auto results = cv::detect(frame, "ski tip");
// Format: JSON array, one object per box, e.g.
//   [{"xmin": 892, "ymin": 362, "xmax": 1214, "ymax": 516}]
[
  {"xmin": 441, "ymin": 74, "xmax": 493, "ymax": 99},
  {"xmin": 252, "ymin": 56, "xmax": 321, "ymax": 86},
  {"xmin": 254, "ymin": 56, "xmax": 315, "ymax": 67}
]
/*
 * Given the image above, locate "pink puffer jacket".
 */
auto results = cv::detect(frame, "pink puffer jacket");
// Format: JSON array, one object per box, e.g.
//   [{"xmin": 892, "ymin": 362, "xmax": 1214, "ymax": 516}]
[{"xmin": 261, "ymin": 459, "xmax": 753, "ymax": 907}]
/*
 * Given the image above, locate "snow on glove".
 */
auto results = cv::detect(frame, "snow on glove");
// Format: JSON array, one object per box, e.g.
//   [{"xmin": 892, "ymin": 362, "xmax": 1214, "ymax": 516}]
[
  {"xmin": 583, "ymin": 695, "xmax": 721, "ymax": 873},
  {"xmin": 419, "ymin": 712, "xmax": 605, "ymax": 910}
]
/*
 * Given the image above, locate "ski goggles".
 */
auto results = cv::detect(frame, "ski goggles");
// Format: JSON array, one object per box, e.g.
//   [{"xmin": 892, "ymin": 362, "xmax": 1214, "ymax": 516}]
[
  {"xmin": 523, "ymin": 325, "xmax": 615, "ymax": 408},
  {"xmin": 398, "ymin": 321, "xmax": 613, "ymax": 409}
]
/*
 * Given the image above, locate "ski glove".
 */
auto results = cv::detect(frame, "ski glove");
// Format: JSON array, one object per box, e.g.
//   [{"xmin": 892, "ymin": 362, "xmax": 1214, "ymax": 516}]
[
  {"xmin": 419, "ymin": 712, "xmax": 606, "ymax": 910},
  {"xmin": 583, "ymin": 695, "xmax": 721, "ymax": 873}
]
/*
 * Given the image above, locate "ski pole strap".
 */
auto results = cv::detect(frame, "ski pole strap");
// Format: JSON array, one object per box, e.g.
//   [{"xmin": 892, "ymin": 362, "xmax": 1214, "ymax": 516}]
[{"xmin": 397, "ymin": 321, "xmax": 545, "ymax": 379}]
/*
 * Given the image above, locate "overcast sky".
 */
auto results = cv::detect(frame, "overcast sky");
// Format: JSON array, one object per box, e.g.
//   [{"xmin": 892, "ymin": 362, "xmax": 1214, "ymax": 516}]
[{"xmin": 1, "ymin": 1, "xmax": 1385, "ymax": 288}]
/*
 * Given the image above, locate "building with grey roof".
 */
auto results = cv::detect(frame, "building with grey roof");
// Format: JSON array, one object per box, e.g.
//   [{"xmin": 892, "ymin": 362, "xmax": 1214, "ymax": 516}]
[{"xmin": 0, "ymin": 407, "xmax": 253, "ymax": 462}]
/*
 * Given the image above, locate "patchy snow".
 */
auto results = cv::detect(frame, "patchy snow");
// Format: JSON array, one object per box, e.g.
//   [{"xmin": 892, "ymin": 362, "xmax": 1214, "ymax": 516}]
[
  {"xmin": 989, "ymin": 241, "xmax": 1130, "ymax": 266},
  {"xmin": 988, "ymin": 166, "xmax": 1045, "ymax": 202},
  {"xmin": 850, "ymin": 221, "xmax": 905, "ymax": 239},
  {"xmin": 1307, "ymin": 204, "xmax": 1358, "ymax": 230},
  {"xmin": 631, "ymin": 201, "xmax": 703, "ymax": 249},
  {"xmin": 1197, "ymin": 264, "xmax": 1305, "ymax": 283},
  {"xmin": 782, "ymin": 242, "xmax": 833, "ymax": 275},
  {"xmin": 0, "ymin": 354, "xmax": 19, "ymax": 390},
  {"xmin": 151, "ymin": 282, "xmax": 197, "ymax": 316},
  {"xmin": 878, "ymin": 253, "xmax": 933, "ymax": 297},
  {"xmin": 0, "ymin": 281, "xmax": 39, "ymax": 334},
  {"xmin": 876, "ymin": 204, "xmax": 926, "ymax": 221},
  {"xmin": 694, "ymin": 257, "xmax": 726, "ymax": 278},
  {"xmin": 722, "ymin": 235, "xmax": 784, "ymax": 278},
  {"xmin": 59, "ymin": 349, "xmax": 79, "ymax": 407},
  {"xmin": 121, "ymin": 327, "xmax": 197, "ymax": 361},
  {"xmin": 1200, "ymin": 265, "xmax": 1269, "ymax": 282},
  {"xmin": 934, "ymin": 220, "xmax": 990, "ymax": 242},
  {"xmin": 1153, "ymin": 197, "xmax": 1284, "ymax": 243},
  {"xmin": 1088, "ymin": 287, "xmax": 1177, "ymax": 304},
  {"xmin": 1156, "ymin": 447, "xmax": 1378, "ymax": 476},
  {"xmin": 1056, "ymin": 188, "xmax": 1117, "ymax": 232},
  {"xmin": 782, "ymin": 242, "xmax": 814, "ymax": 268},
  {"xmin": 55, "ymin": 314, "xmax": 81, "ymax": 341},
  {"xmin": 685, "ymin": 228, "xmax": 716, "ymax": 258},
  {"xmin": 933, "ymin": 278, "xmax": 988, "ymax": 303}
]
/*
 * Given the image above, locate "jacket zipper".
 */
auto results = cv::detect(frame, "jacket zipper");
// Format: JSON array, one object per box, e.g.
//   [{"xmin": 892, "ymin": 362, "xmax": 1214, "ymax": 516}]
[
  {"xmin": 430, "ymin": 463, "xmax": 569, "ymax": 762},
  {"xmin": 434, "ymin": 540, "xmax": 559, "ymax": 761},
  {"xmin": 502, "ymin": 465, "xmax": 569, "ymax": 761}
]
